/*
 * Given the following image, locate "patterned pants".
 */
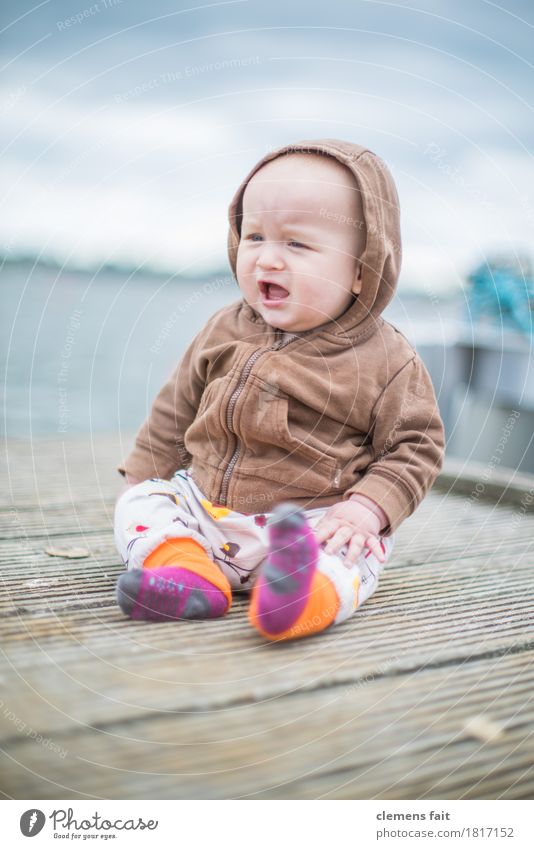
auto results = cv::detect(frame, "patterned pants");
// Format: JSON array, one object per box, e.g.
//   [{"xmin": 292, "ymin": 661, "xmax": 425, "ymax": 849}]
[{"xmin": 114, "ymin": 469, "xmax": 395, "ymax": 626}]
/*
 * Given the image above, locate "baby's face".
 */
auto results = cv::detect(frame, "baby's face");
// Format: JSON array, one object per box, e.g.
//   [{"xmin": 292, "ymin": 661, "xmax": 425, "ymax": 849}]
[{"xmin": 236, "ymin": 152, "xmax": 365, "ymax": 332}]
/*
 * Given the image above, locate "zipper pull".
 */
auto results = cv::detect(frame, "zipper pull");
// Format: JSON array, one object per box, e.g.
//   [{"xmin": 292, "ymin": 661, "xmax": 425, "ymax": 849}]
[{"xmin": 274, "ymin": 331, "xmax": 298, "ymax": 349}]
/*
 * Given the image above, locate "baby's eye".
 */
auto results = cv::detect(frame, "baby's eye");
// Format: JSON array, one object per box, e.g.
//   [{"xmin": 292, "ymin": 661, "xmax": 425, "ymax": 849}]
[
  {"xmin": 288, "ymin": 240, "xmax": 306, "ymax": 248},
  {"xmin": 245, "ymin": 233, "xmax": 263, "ymax": 242}
]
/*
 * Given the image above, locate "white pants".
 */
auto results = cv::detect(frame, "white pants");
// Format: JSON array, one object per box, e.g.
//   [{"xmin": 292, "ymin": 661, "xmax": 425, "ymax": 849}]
[{"xmin": 114, "ymin": 469, "xmax": 395, "ymax": 626}]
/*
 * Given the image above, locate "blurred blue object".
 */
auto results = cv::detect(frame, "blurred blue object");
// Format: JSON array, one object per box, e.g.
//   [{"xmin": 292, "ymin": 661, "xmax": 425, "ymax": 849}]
[{"xmin": 466, "ymin": 255, "xmax": 534, "ymax": 337}]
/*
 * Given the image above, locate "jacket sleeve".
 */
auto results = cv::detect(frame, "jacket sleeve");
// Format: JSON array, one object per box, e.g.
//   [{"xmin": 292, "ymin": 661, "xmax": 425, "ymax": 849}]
[
  {"xmin": 342, "ymin": 354, "xmax": 445, "ymax": 536},
  {"xmin": 117, "ymin": 329, "xmax": 209, "ymax": 482}
]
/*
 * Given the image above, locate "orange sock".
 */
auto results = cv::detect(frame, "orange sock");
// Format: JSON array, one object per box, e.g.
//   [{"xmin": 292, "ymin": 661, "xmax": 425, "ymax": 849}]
[
  {"xmin": 144, "ymin": 537, "xmax": 232, "ymax": 610},
  {"xmin": 248, "ymin": 569, "xmax": 339, "ymax": 641}
]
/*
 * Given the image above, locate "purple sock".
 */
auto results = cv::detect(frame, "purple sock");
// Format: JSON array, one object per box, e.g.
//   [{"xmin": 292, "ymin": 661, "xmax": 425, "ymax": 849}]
[
  {"xmin": 116, "ymin": 566, "xmax": 229, "ymax": 622},
  {"xmin": 253, "ymin": 503, "xmax": 319, "ymax": 635}
]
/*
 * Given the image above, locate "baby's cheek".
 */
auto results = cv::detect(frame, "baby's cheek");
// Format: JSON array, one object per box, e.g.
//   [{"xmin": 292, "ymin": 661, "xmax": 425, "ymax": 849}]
[{"xmin": 235, "ymin": 246, "xmax": 253, "ymax": 277}]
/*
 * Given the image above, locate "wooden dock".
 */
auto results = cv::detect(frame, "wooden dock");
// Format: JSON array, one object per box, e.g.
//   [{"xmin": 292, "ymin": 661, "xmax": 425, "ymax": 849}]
[{"xmin": 1, "ymin": 434, "xmax": 533, "ymax": 800}]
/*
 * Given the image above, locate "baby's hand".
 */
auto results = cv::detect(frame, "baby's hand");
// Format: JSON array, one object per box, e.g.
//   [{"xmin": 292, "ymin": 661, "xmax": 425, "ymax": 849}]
[{"xmin": 314, "ymin": 497, "xmax": 386, "ymax": 567}]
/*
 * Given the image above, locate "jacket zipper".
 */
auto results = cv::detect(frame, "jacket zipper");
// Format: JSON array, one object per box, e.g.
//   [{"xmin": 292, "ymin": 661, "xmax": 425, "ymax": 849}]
[{"xmin": 217, "ymin": 330, "xmax": 298, "ymax": 505}]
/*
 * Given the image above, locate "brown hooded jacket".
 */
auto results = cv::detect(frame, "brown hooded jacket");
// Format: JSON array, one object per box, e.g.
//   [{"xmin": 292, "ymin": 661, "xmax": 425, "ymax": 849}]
[{"xmin": 118, "ymin": 139, "xmax": 445, "ymax": 535}]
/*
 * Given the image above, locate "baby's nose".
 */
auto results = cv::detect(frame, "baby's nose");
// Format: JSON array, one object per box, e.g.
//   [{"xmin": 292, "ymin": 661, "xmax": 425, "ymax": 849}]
[{"xmin": 256, "ymin": 240, "xmax": 285, "ymax": 270}]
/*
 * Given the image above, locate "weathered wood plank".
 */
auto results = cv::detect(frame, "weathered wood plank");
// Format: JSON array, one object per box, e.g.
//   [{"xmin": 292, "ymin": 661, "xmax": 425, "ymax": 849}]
[
  {"xmin": 1, "ymin": 545, "xmax": 532, "ymax": 740},
  {"xmin": 1, "ymin": 435, "xmax": 533, "ymax": 800},
  {"xmin": 435, "ymin": 457, "xmax": 534, "ymax": 511},
  {"xmin": 0, "ymin": 650, "xmax": 532, "ymax": 799}
]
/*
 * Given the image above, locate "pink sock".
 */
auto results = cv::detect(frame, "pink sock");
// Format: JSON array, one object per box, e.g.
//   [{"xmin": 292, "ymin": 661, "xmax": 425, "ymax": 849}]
[
  {"xmin": 252, "ymin": 503, "xmax": 319, "ymax": 634},
  {"xmin": 116, "ymin": 566, "xmax": 230, "ymax": 621}
]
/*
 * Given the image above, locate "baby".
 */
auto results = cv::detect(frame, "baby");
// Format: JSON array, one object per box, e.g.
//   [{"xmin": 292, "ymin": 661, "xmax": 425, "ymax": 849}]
[{"xmin": 114, "ymin": 138, "xmax": 445, "ymax": 641}]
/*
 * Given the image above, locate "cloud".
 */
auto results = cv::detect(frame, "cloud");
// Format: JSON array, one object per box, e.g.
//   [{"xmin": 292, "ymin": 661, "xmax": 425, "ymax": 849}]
[{"xmin": 0, "ymin": 0, "xmax": 532, "ymax": 288}]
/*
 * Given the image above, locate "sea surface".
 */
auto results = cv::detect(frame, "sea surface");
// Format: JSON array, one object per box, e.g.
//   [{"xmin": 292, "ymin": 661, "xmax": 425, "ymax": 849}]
[{"xmin": 1, "ymin": 264, "xmax": 463, "ymax": 438}]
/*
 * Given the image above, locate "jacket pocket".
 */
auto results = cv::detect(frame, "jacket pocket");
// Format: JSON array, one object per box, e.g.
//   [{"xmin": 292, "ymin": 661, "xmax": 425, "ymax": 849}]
[{"xmin": 272, "ymin": 395, "xmax": 341, "ymax": 493}]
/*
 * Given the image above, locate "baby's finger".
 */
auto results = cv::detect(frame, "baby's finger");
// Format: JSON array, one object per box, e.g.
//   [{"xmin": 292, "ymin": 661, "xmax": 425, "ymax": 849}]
[
  {"xmin": 343, "ymin": 533, "xmax": 366, "ymax": 566},
  {"xmin": 365, "ymin": 535, "xmax": 385, "ymax": 563},
  {"xmin": 314, "ymin": 518, "xmax": 341, "ymax": 544},
  {"xmin": 324, "ymin": 525, "xmax": 354, "ymax": 554}
]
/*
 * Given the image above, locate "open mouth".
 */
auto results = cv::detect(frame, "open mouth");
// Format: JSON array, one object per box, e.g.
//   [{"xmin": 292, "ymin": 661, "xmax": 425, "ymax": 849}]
[{"xmin": 258, "ymin": 280, "xmax": 289, "ymax": 302}]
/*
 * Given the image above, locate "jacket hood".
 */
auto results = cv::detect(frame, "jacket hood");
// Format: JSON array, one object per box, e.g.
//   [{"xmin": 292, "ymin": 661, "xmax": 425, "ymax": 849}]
[{"xmin": 227, "ymin": 138, "xmax": 402, "ymax": 339}]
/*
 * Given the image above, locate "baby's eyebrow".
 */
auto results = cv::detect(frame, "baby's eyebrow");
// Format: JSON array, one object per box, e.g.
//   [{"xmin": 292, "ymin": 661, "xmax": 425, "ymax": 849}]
[
  {"xmin": 241, "ymin": 215, "xmax": 319, "ymax": 234},
  {"xmin": 243, "ymin": 208, "xmax": 313, "ymax": 220}
]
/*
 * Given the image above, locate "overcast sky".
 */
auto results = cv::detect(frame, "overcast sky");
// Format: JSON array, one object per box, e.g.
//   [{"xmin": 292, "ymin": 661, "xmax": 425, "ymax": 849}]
[{"xmin": 1, "ymin": 0, "xmax": 533, "ymax": 292}]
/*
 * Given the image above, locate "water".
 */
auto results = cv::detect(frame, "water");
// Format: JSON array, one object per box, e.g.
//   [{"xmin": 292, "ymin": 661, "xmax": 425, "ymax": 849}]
[
  {"xmin": 1, "ymin": 265, "xmax": 239, "ymax": 437},
  {"xmin": 1, "ymin": 264, "xmax": 461, "ymax": 438}
]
